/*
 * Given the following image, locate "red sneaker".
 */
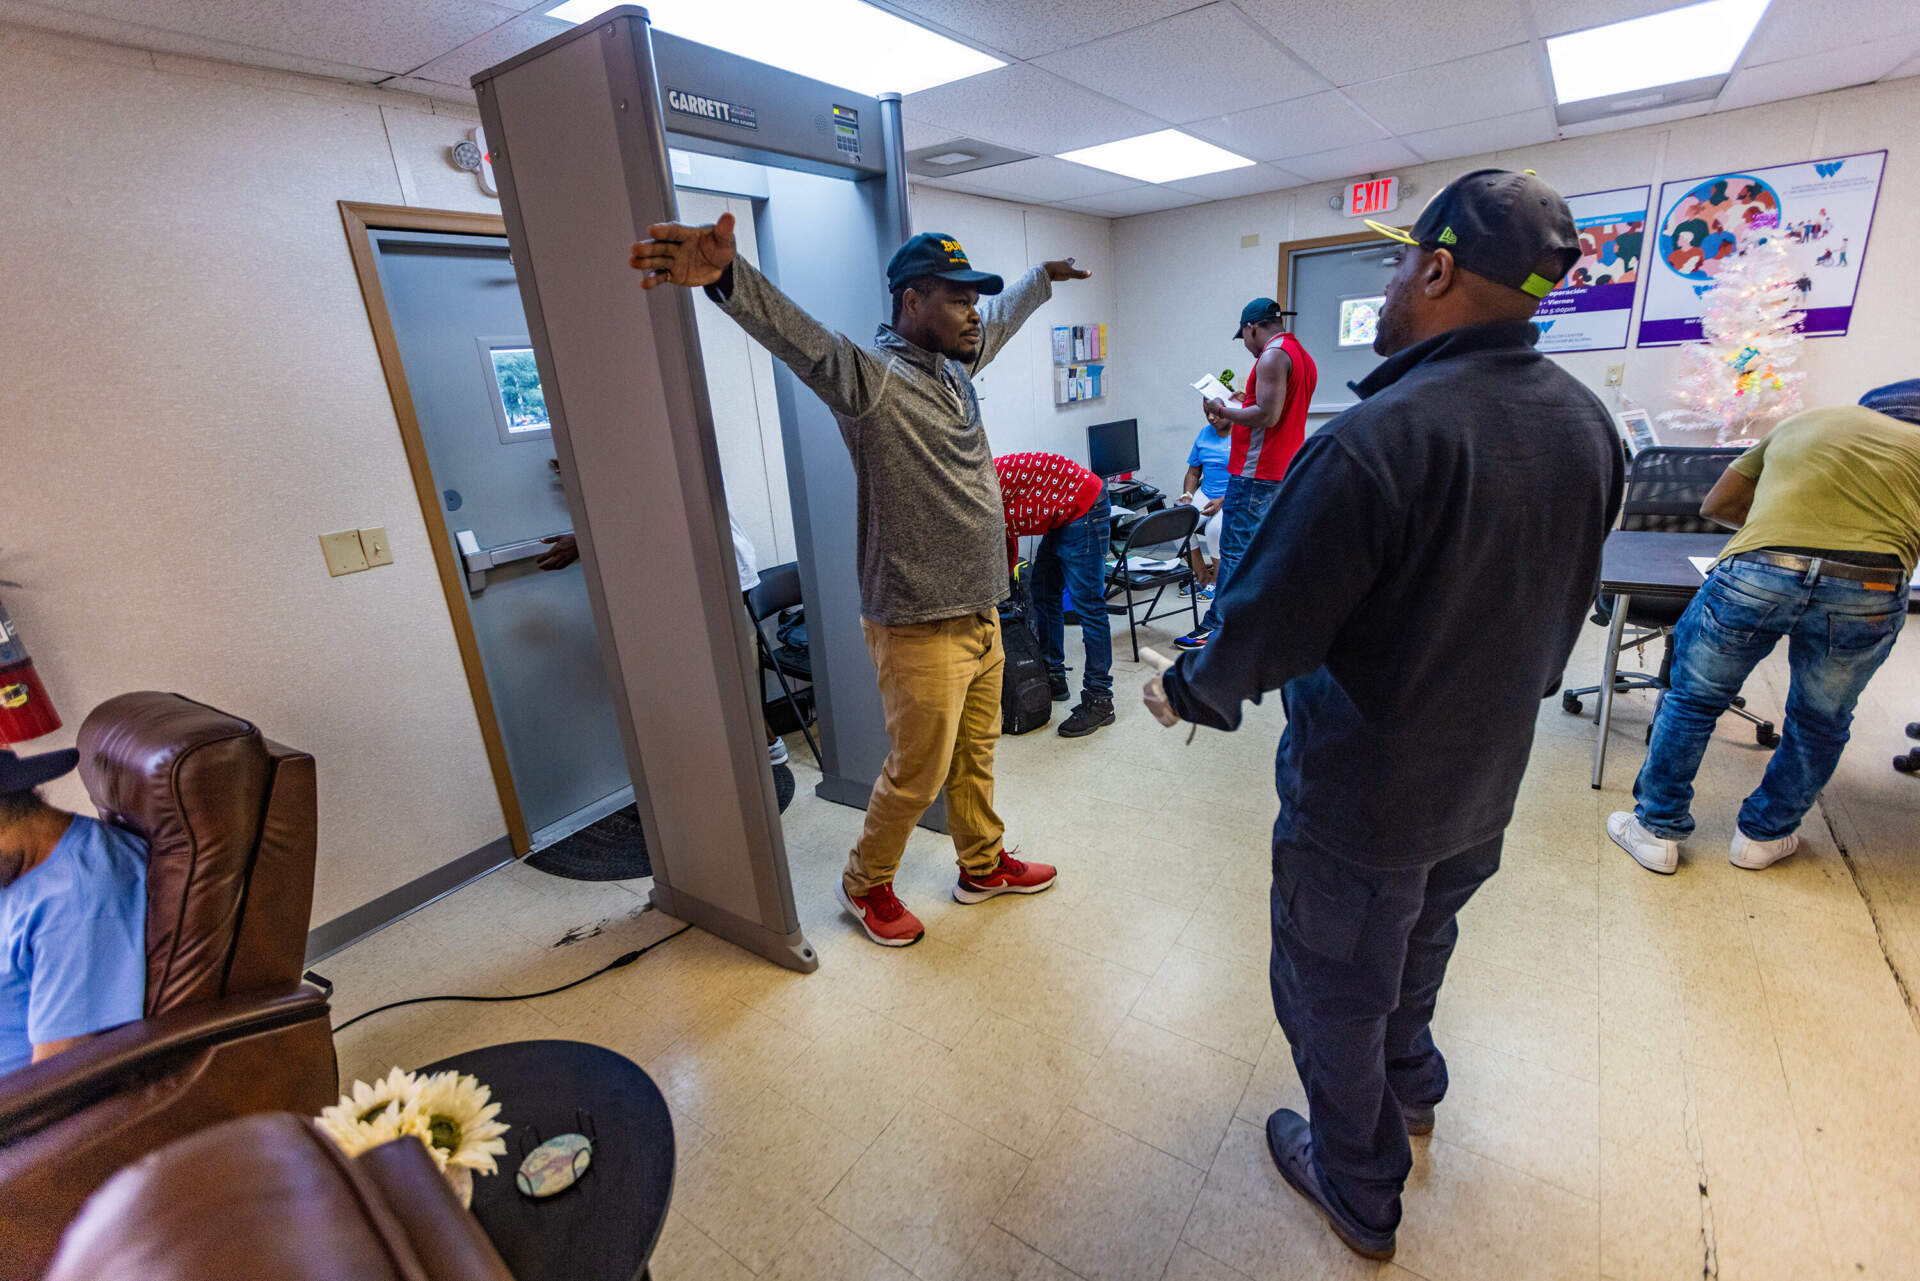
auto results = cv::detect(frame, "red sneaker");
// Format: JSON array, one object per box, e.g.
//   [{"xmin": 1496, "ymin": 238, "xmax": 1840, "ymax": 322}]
[
  {"xmin": 954, "ymin": 849, "xmax": 1058, "ymax": 904},
  {"xmin": 835, "ymin": 878, "xmax": 925, "ymax": 947}
]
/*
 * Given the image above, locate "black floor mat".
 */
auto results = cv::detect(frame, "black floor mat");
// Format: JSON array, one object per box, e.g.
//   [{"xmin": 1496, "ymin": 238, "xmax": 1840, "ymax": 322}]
[{"xmin": 524, "ymin": 764, "xmax": 796, "ymax": 881}]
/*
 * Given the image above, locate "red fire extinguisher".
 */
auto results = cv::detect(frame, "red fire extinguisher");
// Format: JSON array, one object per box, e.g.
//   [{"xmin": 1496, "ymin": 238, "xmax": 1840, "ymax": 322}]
[{"xmin": 0, "ymin": 594, "xmax": 62, "ymax": 744}]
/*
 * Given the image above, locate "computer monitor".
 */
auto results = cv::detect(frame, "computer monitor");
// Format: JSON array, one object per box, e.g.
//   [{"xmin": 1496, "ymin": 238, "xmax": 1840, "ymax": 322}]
[{"xmin": 1087, "ymin": 419, "xmax": 1140, "ymax": 480}]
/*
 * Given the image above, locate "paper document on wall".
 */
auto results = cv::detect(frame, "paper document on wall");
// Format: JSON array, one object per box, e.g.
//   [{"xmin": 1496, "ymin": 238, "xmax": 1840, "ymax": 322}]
[
  {"xmin": 1689, "ymin": 556, "xmax": 1716, "ymax": 579},
  {"xmin": 1192, "ymin": 374, "xmax": 1232, "ymax": 402}
]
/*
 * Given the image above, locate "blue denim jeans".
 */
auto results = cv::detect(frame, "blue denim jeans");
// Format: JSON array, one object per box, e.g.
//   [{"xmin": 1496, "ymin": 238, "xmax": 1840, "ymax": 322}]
[
  {"xmin": 1032, "ymin": 494, "xmax": 1113, "ymax": 698},
  {"xmin": 1199, "ymin": 474, "xmax": 1283, "ymax": 633},
  {"xmin": 1634, "ymin": 556, "xmax": 1907, "ymax": 841}
]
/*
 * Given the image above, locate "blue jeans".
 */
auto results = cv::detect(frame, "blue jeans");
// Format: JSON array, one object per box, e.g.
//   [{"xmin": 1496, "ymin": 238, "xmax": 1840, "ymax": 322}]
[
  {"xmin": 1032, "ymin": 494, "xmax": 1113, "ymax": 698},
  {"xmin": 1634, "ymin": 557, "xmax": 1907, "ymax": 841},
  {"xmin": 1199, "ymin": 474, "xmax": 1282, "ymax": 633},
  {"xmin": 1269, "ymin": 827, "xmax": 1503, "ymax": 1233}
]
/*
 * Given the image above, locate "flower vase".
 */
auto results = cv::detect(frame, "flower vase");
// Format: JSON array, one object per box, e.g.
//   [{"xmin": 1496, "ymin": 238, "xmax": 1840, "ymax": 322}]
[{"xmin": 446, "ymin": 1165, "xmax": 474, "ymax": 1209}]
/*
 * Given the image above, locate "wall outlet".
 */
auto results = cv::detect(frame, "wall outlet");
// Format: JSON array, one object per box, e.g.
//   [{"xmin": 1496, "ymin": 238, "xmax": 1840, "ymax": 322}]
[
  {"xmin": 1240, "ymin": 233, "xmax": 1261, "ymax": 249},
  {"xmin": 319, "ymin": 530, "xmax": 370, "ymax": 577},
  {"xmin": 358, "ymin": 526, "xmax": 393, "ymax": 566},
  {"xmin": 1605, "ymin": 364, "xmax": 1624, "ymax": 387}
]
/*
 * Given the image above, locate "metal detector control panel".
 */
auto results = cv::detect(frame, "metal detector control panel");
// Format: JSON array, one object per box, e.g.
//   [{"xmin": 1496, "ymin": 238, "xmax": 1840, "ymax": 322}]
[{"xmin": 650, "ymin": 30, "xmax": 885, "ymax": 176}]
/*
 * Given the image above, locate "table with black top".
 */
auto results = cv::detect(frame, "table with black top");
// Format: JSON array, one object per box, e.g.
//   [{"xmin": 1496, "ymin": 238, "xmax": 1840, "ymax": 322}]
[
  {"xmin": 417, "ymin": 1039, "xmax": 675, "ymax": 1281},
  {"xmin": 1589, "ymin": 530, "xmax": 1729, "ymax": 789}
]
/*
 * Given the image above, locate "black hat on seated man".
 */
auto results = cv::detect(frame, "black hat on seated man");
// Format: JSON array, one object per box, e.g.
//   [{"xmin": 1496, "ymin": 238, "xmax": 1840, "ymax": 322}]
[
  {"xmin": 0, "ymin": 747, "xmax": 78, "ymax": 796},
  {"xmin": 886, "ymin": 232, "xmax": 1004, "ymax": 295},
  {"xmin": 1233, "ymin": 297, "xmax": 1295, "ymax": 338},
  {"xmin": 1367, "ymin": 168, "xmax": 1580, "ymax": 300}
]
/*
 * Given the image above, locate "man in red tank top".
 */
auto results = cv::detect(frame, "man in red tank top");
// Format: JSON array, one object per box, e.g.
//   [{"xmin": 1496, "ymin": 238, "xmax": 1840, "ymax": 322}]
[{"xmin": 1177, "ymin": 298, "xmax": 1319, "ymax": 648}]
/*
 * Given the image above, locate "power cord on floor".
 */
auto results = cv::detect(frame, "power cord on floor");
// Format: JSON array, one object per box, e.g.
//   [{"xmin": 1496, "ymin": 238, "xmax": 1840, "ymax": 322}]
[{"xmin": 315, "ymin": 921, "xmax": 695, "ymax": 1035}]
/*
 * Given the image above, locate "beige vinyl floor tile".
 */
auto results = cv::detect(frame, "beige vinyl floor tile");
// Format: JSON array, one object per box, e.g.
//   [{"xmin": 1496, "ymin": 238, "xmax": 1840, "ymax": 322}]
[
  {"xmin": 1076, "ymin": 1018, "xmax": 1251, "ymax": 1169},
  {"xmin": 313, "ymin": 619, "xmax": 1920, "ymax": 1281},
  {"xmin": 822, "ymin": 1099, "xmax": 1029, "ymax": 1281},
  {"xmin": 995, "ymin": 1108, "xmax": 1205, "ymax": 1281}
]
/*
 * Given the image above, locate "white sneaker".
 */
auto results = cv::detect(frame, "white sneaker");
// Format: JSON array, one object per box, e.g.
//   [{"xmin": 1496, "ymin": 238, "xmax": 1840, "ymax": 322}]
[
  {"xmin": 1730, "ymin": 829, "xmax": 1799, "ymax": 870},
  {"xmin": 768, "ymin": 738, "xmax": 790, "ymax": 766},
  {"xmin": 1608, "ymin": 811, "xmax": 1681, "ymax": 875}
]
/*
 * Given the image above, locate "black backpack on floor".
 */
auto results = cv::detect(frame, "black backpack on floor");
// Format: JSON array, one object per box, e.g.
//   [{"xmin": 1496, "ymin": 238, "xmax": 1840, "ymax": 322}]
[{"xmin": 999, "ymin": 568, "xmax": 1053, "ymax": 735}]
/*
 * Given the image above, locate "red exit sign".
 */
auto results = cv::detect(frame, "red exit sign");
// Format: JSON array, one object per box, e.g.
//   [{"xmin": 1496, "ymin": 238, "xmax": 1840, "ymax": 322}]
[{"xmin": 1345, "ymin": 176, "xmax": 1400, "ymax": 218}]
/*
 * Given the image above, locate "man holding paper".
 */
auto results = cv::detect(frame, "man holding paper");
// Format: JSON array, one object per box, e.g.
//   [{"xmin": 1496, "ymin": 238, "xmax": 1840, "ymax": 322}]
[{"xmin": 1175, "ymin": 299, "xmax": 1317, "ymax": 650}]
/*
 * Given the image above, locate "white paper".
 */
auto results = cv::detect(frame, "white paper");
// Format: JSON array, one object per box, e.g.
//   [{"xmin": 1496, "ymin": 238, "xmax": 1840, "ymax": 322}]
[
  {"xmin": 1688, "ymin": 556, "xmax": 1715, "ymax": 579},
  {"xmin": 1192, "ymin": 374, "xmax": 1231, "ymax": 402}
]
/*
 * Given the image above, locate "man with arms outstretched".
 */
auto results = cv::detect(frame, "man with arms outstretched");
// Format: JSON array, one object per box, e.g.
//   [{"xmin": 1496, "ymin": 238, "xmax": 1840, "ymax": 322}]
[{"xmin": 632, "ymin": 218, "xmax": 1088, "ymax": 947}]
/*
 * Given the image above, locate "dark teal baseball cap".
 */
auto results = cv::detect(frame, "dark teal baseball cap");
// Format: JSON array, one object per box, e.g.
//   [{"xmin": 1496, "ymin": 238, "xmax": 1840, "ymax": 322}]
[
  {"xmin": 1, "ymin": 747, "xmax": 78, "ymax": 796},
  {"xmin": 1368, "ymin": 168, "xmax": 1578, "ymax": 299},
  {"xmin": 886, "ymin": 232, "xmax": 1004, "ymax": 295},
  {"xmin": 1232, "ymin": 297, "xmax": 1293, "ymax": 338}
]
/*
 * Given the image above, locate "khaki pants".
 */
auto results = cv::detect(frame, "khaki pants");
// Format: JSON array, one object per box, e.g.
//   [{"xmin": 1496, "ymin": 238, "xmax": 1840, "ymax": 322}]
[{"xmin": 844, "ymin": 610, "xmax": 1006, "ymax": 895}]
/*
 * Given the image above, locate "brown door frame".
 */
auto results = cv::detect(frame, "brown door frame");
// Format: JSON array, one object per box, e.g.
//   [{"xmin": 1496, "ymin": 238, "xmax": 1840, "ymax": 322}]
[
  {"xmin": 1274, "ymin": 223, "xmax": 1410, "ymax": 310},
  {"xmin": 337, "ymin": 200, "xmax": 531, "ymax": 856}
]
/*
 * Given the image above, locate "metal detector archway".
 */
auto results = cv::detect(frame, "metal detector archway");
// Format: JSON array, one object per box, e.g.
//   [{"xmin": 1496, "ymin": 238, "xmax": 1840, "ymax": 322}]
[{"xmin": 473, "ymin": 8, "xmax": 922, "ymax": 971}]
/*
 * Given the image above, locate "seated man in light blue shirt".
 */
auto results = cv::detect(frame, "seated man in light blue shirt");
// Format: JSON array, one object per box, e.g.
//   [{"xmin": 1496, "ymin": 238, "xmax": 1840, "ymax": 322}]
[
  {"xmin": 1179, "ymin": 417, "xmax": 1233, "ymax": 597},
  {"xmin": 1, "ymin": 747, "xmax": 148, "ymax": 1075}
]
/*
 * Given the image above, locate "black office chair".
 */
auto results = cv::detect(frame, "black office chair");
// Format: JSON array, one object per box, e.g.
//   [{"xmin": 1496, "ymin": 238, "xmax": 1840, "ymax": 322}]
[
  {"xmin": 1103, "ymin": 504, "xmax": 1203, "ymax": 662},
  {"xmin": 1561, "ymin": 446, "xmax": 1778, "ymax": 747},
  {"xmin": 744, "ymin": 561, "xmax": 821, "ymax": 768}
]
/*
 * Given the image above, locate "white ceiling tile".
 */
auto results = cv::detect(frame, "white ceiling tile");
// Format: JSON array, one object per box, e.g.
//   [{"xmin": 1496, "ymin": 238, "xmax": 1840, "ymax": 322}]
[
  {"xmin": 378, "ymin": 74, "xmax": 482, "ymax": 106},
  {"xmin": 1888, "ymin": 53, "xmax": 1920, "ymax": 81},
  {"xmin": 1234, "ymin": 0, "xmax": 1532, "ymax": 84},
  {"xmin": 410, "ymin": 11, "xmax": 565, "ymax": 85},
  {"xmin": 1059, "ymin": 185, "xmax": 1208, "ymax": 217},
  {"xmin": 1167, "ymin": 163, "xmax": 1311, "ymax": 199},
  {"xmin": 1403, "ymin": 107, "xmax": 1558, "ymax": 162},
  {"xmin": 904, "ymin": 120, "xmax": 965, "ymax": 151},
  {"xmin": 1743, "ymin": 0, "xmax": 1920, "ymax": 66},
  {"xmin": 878, "ymin": 0, "xmax": 1202, "ymax": 61},
  {"xmin": 0, "ymin": 0, "xmax": 391, "ymax": 80},
  {"xmin": 1183, "ymin": 91, "xmax": 1387, "ymax": 163},
  {"xmin": 936, "ymin": 156, "xmax": 1143, "ymax": 203},
  {"xmin": 1716, "ymin": 41, "xmax": 1912, "ymax": 111},
  {"xmin": 1554, "ymin": 99, "xmax": 1712, "ymax": 138},
  {"xmin": 1278, "ymin": 138, "xmax": 1422, "ymax": 182},
  {"xmin": 35, "ymin": 0, "xmax": 522, "ymax": 74},
  {"xmin": 1031, "ymin": 3, "xmax": 1327, "ymax": 124},
  {"xmin": 903, "ymin": 64, "xmax": 1163, "ymax": 155},
  {"xmin": 1520, "ymin": 0, "xmax": 1687, "ymax": 38},
  {"xmin": 1344, "ymin": 44, "xmax": 1550, "ymax": 135}
]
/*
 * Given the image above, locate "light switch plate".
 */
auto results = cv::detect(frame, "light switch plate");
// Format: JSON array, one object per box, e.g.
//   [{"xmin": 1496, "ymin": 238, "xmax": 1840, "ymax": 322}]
[
  {"xmin": 320, "ymin": 530, "xmax": 370, "ymax": 577},
  {"xmin": 358, "ymin": 526, "xmax": 393, "ymax": 566},
  {"xmin": 1241, "ymin": 233, "xmax": 1261, "ymax": 249},
  {"xmin": 1605, "ymin": 364, "xmax": 1624, "ymax": 387}
]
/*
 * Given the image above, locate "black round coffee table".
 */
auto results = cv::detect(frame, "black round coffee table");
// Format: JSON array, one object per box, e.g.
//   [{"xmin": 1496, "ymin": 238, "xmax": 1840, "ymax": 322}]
[{"xmin": 418, "ymin": 1039, "xmax": 675, "ymax": 1281}]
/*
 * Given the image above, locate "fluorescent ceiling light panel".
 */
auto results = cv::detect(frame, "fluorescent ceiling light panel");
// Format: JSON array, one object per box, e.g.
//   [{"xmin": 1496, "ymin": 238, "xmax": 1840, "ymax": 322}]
[
  {"xmin": 544, "ymin": 0, "xmax": 1003, "ymax": 96},
  {"xmin": 1546, "ymin": 0, "xmax": 1770, "ymax": 105},
  {"xmin": 1056, "ymin": 131, "xmax": 1254, "ymax": 184}
]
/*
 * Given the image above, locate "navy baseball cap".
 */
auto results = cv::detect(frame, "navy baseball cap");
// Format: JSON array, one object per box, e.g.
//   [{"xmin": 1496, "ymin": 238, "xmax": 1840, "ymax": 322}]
[
  {"xmin": 1368, "ymin": 168, "xmax": 1579, "ymax": 299},
  {"xmin": 1232, "ymin": 297, "xmax": 1295, "ymax": 338},
  {"xmin": 886, "ymin": 232, "xmax": 1004, "ymax": 296},
  {"xmin": 1, "ymin": 747, "xmax": 78, "ymax": 796}
]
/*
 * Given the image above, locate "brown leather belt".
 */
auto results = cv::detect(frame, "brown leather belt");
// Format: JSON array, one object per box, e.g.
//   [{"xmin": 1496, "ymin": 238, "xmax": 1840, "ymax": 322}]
[{"xmin": 1732, "ymin": 550, "xmax": 1907, "ymax": 591}]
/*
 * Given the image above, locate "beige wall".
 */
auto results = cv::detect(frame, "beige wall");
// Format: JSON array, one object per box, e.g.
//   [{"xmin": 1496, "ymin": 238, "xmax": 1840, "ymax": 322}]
[
  {"xmin": 1112, "ymin": 77, "xmax": 1920, "ymax": 486},
  {"xmin": 2, "ymin": 24, "xmax": 508, "ymax": 924}
]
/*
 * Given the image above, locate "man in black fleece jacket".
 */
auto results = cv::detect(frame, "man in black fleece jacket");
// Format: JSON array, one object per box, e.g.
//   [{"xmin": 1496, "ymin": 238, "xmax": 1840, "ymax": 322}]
[{"xmin": 1145, "ymin": 170, "xmax": 1623, "ymax": 1260}]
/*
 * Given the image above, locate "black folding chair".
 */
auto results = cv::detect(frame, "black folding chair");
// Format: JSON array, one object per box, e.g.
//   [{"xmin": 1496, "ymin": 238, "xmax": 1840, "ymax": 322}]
[
  {"xmin": 1561, "ymin": 446, "xmax": 1778, "ymax": 747},
  {"xmin": 744, "ymin": 561, "xmax": 821, "ymax": 768},
  {"xmin": 1103, "ymin": 504, "xmax": 1203, "ymax": 662}
]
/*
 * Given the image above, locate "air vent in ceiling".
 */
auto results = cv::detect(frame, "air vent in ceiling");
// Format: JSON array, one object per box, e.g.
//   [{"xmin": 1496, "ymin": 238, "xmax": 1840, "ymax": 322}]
[{"xmin": 905, "ymin": 138, "xmax": 1034, "ymax": 178}]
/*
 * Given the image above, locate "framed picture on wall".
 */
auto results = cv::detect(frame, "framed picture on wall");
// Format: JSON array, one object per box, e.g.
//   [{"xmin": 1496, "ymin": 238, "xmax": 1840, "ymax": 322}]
[
  {"xmin": 1337, "ymin": 294, "xmax": 1386, "ymax": 348},
  {"xmin": 1615, "ymin": 407, "xmax": 1658, "ymax": 456}
]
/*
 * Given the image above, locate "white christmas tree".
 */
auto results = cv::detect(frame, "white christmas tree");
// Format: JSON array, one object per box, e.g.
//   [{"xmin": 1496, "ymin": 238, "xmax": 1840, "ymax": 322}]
[{"xmin": 1662, "ymin": 218, "xmax": 1806, "ymax": 444}]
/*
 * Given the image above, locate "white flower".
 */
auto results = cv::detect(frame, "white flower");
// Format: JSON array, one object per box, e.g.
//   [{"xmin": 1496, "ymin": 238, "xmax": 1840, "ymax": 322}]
[
  {"xmin": 406, "ymin": 1071, "xmax": 510, "ymax": 1176},
  {"xmin": 315, "ymin": 1067, "xmax": 426, "ymax": 1156}
]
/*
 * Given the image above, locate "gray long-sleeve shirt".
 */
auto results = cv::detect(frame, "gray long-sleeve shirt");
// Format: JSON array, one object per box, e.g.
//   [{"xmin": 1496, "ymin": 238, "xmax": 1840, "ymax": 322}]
[{"xmin": 710, "ymin": 259, "xmax": 1052, "ymax": 625}]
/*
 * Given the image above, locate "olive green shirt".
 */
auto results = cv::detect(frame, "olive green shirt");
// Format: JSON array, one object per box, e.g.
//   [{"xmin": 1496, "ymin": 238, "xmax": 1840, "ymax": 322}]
[{"xmin": 1718, "ymin": 406, "xmax": 1920, "ymax": 572}]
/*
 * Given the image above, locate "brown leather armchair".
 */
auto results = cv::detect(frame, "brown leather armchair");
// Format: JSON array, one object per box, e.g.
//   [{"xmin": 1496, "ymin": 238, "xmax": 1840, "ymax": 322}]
[
  {"xmin": 44, "ymin": 1112, "xmax": 514, "ymax": 1281},
  {"xmin": 0, "ymin": 693, "xmax": 339, "ymax": 1280}
]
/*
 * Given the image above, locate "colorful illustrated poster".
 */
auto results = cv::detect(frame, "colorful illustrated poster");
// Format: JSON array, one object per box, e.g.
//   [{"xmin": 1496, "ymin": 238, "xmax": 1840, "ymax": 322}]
[
  {"xmin": 1638, "ymin": 150, "xmax": 1885, "ymax": 345},
  {"xmin": 1532, "ymin": 186, "xmax": 1650, "ymax": 353}
]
